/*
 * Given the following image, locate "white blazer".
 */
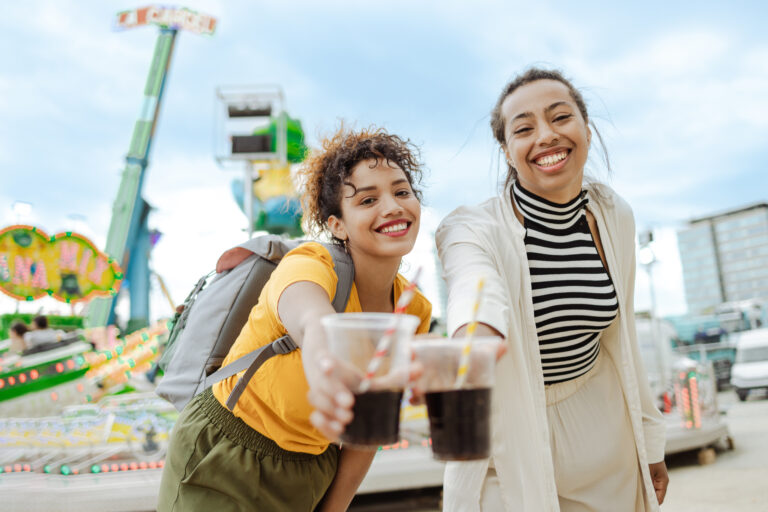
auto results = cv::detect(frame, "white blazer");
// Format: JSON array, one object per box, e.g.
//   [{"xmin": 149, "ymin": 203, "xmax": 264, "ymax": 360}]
[{"xmin": 435, "ymin": 183, "xmax": 665, "ymax": 512}]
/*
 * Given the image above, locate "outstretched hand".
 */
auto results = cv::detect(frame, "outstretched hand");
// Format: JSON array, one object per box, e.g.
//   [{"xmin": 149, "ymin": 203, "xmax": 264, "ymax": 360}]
[
  {"xmin": 306, "ymin": 350, "xmax": 426, "ymax": 440},
  {"xmin": 305, "ymin": 352, "xmax": 357, "ymax": 441}
]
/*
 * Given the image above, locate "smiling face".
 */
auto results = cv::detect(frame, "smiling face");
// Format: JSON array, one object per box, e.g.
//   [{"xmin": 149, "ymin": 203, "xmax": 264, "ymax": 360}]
[
  {"xmin": 328, "ymin": 158, "xmax": 420, "ymax": 261},
  {"xmin": 328, "ymin": 159, "xmax": 421, "ymax": 264},
  {"xmin": 500, "ymin": 79, "xmax": 591, "ymax": 203}
]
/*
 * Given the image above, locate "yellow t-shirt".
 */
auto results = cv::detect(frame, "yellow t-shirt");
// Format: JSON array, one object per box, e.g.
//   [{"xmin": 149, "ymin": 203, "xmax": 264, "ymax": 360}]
[{"xmin": 212, "ymin": 242, "xmax": 432, "ymax": 454}]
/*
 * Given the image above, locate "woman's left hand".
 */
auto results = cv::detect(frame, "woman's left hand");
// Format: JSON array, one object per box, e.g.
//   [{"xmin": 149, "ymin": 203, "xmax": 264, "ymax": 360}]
[{"xmin": 648, "ymin": 460, "xmax": 669, "ymax": 504}]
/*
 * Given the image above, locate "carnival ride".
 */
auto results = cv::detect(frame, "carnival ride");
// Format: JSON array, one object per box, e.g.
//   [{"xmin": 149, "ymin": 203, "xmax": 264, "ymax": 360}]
[
  {"xmin": 85, "ymin": 6, "xmax": 217, "ymax": 332},
  {"xmin": 84, "ymin": 7, "xmax": 306, "ymax": 332},
  {"xmin": 215, "ymin": 86, "xmax": 307, "ymax": 239},
  {"xmin": 0, "ymin": 320, "xmax": 173, "ymax": 499},
  {"xmin": 228, "ymin": 114, "xmax": 307, "ymax": 238},
  {"xmin": 0, "ymin": 7, "xmax": 204, "ymax": 496},
  {"xmin": 0, "ymin": 217, "xmax": 170, "ymax": 486},
  {"xmin": 0, "ymin": 387, "xmax": 175, "ymax": 512},
  {"xmin": 0, "ymin": 6, "xmax": 313, "ymax": 510}
]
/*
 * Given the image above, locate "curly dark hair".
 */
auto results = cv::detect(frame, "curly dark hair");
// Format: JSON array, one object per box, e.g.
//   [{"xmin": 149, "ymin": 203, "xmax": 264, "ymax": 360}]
[
  {"xmin": 298, "ymin": 125, "xmax": 424, "ymax": 241},
  {"xmin": 490, "ymin": 67, "xmax": 610, "ymax": 188}
]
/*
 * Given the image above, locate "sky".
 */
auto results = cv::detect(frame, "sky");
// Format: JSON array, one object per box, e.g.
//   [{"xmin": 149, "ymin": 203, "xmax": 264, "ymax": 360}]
[{"xmin": 1, "ymin": 0, "xmax": 767, "ymax": 324}]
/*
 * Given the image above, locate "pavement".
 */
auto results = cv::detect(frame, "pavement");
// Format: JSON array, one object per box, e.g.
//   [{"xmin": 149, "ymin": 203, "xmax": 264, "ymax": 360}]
[{"xmin": 661, "ymin": 390, "xmax": 768, "ymax": 512}]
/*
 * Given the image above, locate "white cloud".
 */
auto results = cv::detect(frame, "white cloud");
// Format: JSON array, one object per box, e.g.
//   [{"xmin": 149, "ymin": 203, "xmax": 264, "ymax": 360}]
[
  {"xmin": 597, "ymin": 30, "xmax": 730, "ymax": 79},
  {"xmin": 1, "ymin": 3, "xmax": 151, "ymax": 121},
  {"xmin": 0, "ymin": 196, "xmax": 45, "ymax": 229},
  {"xmin": 551, "ymin": 29, "xmax": 768, "ymax": 232},
  {"xmin": 147, "ymin": 183, "xmax": 246, "ymax": 312},
  {"xmin": 420, "ymin": 140, "xmax": 505, "ymax": 214}
]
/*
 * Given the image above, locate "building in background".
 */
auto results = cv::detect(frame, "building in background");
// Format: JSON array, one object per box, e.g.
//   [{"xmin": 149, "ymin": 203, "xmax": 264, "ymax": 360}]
[{"xmin": 677, "ymin": 202, "xmax": 768, "ymax": 314}]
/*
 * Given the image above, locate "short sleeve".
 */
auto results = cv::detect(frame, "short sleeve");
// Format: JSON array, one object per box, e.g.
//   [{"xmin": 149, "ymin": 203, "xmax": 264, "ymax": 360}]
[
  {"xmin": 262, "ymin": 242, "xmax": 338, "ymax": 328},
  {"xmin": 396, "ymin": 274, "xmax": 432, "ymax": 334}
]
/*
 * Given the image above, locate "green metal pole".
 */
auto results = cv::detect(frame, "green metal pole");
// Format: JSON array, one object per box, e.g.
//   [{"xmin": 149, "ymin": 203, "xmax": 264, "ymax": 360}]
[{"xmin": 86, "ymin": 28, "xmax": 178, "ymax": 328}]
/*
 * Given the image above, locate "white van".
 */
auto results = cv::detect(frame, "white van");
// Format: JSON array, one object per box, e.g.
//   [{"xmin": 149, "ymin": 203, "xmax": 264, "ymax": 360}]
[{"xmin": 730, "ymin": 327, "xmax": 768, "ymax": 401}]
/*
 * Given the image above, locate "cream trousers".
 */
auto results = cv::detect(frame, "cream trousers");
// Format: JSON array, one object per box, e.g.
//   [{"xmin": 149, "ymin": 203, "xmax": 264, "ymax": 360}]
[{"xmin": 481, "ymin": 350, "xmax": 645, "ymax": 511}]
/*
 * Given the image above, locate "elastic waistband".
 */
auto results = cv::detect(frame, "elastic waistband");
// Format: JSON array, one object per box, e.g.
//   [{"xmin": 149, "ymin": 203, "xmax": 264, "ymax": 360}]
[
  {"xmin": 545, "ymin": 349, "xmax": 605, "ymax": 406},
  {"xmin": 196, "ymin": 388, "xmax": 320, "ymax": 461}
]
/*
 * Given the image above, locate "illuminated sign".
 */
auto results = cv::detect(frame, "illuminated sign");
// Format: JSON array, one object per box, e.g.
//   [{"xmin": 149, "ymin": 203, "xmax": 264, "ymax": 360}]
[
  {"xmin": 114, "ymin": 6, "xmax": 217, "ymax": 35},
  {"xmin": 0, "ymin": 225, "xmax": 123, "ymax": 303}
]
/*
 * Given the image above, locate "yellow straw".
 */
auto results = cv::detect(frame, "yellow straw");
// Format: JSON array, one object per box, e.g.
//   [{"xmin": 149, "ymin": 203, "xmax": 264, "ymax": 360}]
[{"xmin": 454, "ymin": 277, "xmax": 485, "ymax": 388}]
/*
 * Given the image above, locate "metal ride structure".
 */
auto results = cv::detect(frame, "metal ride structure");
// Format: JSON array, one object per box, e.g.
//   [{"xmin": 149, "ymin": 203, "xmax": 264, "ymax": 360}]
[
  {"xmin": 1, "ymin": 10, "xmax": 313, "ymax": 512},
  {"xmin": 0, "ymin": 390, "xmax": 178, "ymax": 512},
  {"xmin": 0, "ymin": 319, "xmax": 176, "ymax": 512},
  {"xmin": 86, "ymin": 6, "xmax": 217, "ymax": 332},
  {"xmin": 214, "ymin": 86, "xmax": 306, "ymax": 238}
]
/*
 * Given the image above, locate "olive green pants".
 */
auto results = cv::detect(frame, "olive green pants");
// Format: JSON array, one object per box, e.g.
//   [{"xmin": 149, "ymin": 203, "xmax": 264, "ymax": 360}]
[{"xmin": 158, "ymin": 388, "xmax": 340, "ymax": 512}]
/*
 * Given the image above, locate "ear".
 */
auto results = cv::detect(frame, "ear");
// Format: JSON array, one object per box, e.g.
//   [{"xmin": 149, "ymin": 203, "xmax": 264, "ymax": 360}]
[
  {"xmin": 586, "ymin": 125, "xmax": 592, "ymax": 146},
  {"xmin": 503, "ymin": 146, "xmax": 514, "ymax": 168},
  {"xmin": 327, "ymin": 215, "xmax": 348, "ymax": 242}
]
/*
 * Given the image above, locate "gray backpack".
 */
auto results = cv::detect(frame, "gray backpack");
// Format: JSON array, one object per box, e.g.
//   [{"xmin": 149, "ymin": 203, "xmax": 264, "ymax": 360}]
[{"xmin": 155, "ymin": 235, "xmax": 354, "ymax": 411}]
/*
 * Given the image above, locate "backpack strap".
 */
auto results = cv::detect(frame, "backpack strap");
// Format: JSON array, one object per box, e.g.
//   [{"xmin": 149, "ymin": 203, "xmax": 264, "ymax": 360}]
[
  {"xmin": 325, "ymin": 243, "xmax": 354, "ymax": 312},
  {"xmin": 213, "ymin": 242, "xmax": 355, "ymax": 411},
  {"xmin": 218, "ymin": 335, "xmax": 298, "ymax": 410}
]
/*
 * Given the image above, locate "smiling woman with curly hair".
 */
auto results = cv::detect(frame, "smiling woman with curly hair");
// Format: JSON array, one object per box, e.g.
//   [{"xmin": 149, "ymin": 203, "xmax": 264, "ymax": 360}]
[
  {"xmin": 158, "ymin": 124, "xmax": 431, "ymax": 512},
  {"xmin": 299, "ymin": 125, "xmax": 424, "ymax": 243}
]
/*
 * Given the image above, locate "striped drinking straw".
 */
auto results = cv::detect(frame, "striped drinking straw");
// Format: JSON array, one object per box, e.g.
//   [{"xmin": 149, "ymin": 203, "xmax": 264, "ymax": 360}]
[
  {"xmin": 358, "ymin": 268, "xmax": 422, "ymax": 393},
  {"xmin": 454, "ymin": 277, "xmax": 486, "ymax": 388}
]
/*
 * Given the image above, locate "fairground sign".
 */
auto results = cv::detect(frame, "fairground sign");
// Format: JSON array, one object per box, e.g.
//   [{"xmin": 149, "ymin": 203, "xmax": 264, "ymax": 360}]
[
  {"xmin": 114, "ymin": 6, "xmax": 217, "ymax": 35},
  {"xmin": 0, "ymin": 225, "xmax": 123, "ymax": 304}
]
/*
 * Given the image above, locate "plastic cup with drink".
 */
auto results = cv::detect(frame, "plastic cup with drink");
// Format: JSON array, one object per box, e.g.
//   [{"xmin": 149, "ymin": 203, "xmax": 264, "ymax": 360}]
[
  {"xmin": 412, "ymin": 336, "xmax": 500, "ymax": 460},
  {"xmin": 320, "ymin": 312, "xmax": 420, "ymax": 448}
]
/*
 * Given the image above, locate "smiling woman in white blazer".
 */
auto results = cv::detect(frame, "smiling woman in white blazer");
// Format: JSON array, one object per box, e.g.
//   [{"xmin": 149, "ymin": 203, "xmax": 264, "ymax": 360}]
[{"xmin": 436, "ymin": 68, "xmax": 669, "ymax": 512}]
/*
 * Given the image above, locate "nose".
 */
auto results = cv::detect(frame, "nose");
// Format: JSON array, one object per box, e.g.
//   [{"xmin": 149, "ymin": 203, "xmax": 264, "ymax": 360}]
[
  {"xmin": 381, "ymin": 193, "xmax": 405, "ymax": 217},
  {"xmin": 537, "ymin": 122, "xmax": 559, "ymax": 146}
]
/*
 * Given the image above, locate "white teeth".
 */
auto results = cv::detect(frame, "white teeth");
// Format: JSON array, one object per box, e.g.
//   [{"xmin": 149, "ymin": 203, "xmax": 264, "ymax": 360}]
[
  {"xmin": 535, "ymin": 151, "xmax": 567, "ymax": 167},
  {"xmin": 380, "ymin": 222, "xmax": 408, "ymax": 234}
]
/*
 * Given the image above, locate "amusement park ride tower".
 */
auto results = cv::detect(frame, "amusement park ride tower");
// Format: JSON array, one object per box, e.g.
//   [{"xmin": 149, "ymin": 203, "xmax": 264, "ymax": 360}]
[
  {"xmin": 85, "ymin": 7, "xmax": 217, "ymax": 331},
  {"xmin": 214, "ymin": 85, "xmax": 307, "ymax": 239}
]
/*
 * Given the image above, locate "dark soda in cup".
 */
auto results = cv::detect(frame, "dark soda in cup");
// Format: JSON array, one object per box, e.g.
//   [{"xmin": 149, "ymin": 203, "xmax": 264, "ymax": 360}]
[
  {"xmin": 341, "ymin": 390, "xmax": 404, "ymax": 447},
  {"xmin": 425, "ymin": 387, "xmax": 491, "ymax": 460},
  {"xmin": 320, "ymin": 313, "xmax": 420, "ymax": 448},
  {"xmin": 412, "ymin": 337, "xmax": 500, "ymax": 461}
]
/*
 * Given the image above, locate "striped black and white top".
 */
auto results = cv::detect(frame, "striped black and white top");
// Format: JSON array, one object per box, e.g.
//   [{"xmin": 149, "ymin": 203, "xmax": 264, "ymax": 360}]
[{"xmin": 512, "ymin": 182, "xmax": 619, "ymax": 384}]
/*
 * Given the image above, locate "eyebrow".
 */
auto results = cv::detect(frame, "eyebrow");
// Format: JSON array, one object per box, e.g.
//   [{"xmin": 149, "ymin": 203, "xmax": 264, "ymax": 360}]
[
  {"xmin": 511, "ymin": 101, "xmax": 571, "ymax": 123},
  {"xmin": 344, "ymin": 178, "xmax": 409, "ymax": 197}
]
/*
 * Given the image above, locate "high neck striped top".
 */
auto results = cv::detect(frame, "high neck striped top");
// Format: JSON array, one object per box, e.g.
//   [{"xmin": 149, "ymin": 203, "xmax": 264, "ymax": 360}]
[{"xmin": 512, "ymin": 181, "xmax": 618, "ymax": 384}]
